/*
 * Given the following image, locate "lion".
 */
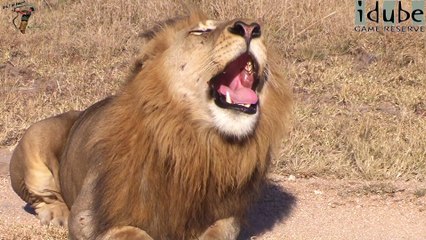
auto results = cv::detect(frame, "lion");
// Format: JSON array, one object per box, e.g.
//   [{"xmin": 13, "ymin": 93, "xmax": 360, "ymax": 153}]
[{"xmin": 10, "ymin": 11, "xmax": 292, "ymax": 240}]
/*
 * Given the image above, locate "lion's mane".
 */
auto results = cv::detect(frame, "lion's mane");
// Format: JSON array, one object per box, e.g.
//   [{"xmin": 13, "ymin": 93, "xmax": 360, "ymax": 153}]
[{"xmin": 86, "ymin": 13, "xmax": 292, "ymax": 239}]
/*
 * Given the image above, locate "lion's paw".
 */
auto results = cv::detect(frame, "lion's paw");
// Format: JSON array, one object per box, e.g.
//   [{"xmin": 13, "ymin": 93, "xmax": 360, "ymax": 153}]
[
  {"xmin": 35, "ymin": 202, "xmax": 69, "ymax": 227},
  {"xmin": 102, "ymin": 226, "xmax": 154, "ymax": 240}
]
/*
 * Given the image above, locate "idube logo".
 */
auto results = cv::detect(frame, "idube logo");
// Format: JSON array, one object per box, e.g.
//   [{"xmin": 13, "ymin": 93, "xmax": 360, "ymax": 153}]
[{"xmin": 355, "ymin": 0, "xmax": 425, "ymax": 32}]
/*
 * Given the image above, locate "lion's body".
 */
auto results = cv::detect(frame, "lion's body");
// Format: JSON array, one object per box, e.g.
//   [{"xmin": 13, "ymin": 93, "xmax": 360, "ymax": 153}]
[{"xmin": 10, "ymin": 12, "xmax": 291, "ymax": 240}]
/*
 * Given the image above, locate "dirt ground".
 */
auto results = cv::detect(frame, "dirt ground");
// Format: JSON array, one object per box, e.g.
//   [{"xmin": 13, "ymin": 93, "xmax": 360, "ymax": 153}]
[{"xmin": 0, "ymin": 148, "xmax": 425, "ymax": 240}]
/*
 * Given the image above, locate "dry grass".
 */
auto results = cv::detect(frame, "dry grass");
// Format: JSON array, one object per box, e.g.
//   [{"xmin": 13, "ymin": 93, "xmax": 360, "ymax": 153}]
[{"xmin": 0, "ymin": 0, "xmax": 425, "ymax": 181}]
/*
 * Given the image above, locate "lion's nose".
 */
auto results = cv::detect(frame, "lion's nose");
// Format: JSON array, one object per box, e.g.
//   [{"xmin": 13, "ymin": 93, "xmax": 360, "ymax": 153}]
[{"xmin": 228, "ymin": 21, "xmax": 261, "ymax": 44}]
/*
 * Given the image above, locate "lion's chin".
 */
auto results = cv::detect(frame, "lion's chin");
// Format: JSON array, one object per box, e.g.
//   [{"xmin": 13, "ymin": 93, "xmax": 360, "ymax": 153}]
[{"xmin": 208, "ymin": 101, "xmax": 259, "ymax": 139}]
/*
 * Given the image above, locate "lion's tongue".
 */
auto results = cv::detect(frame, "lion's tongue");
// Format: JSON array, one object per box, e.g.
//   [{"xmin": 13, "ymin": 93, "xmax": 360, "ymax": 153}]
[{"xmin": 218, "ymin": 71, "xmax": 258, "ymax": 104}]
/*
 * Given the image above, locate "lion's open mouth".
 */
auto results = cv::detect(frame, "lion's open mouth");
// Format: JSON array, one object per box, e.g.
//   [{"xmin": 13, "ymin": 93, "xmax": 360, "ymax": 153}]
[{"xmin": 209, "ymin": 53, "xmax": 259, "ymax": 114}]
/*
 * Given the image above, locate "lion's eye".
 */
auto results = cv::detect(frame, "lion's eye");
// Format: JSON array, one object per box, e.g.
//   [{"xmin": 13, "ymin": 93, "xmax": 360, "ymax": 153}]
[
  {"xmin": 189, "ymin": 20, "xmax": 218, "ymax": 36},
  {"xmin": 189, "ymin": 29, "xmax": 213, "ymax": 36}
]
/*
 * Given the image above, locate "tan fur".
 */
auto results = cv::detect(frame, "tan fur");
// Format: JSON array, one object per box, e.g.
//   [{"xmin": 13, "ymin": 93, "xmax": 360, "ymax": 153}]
[
  {"xmin": 10, "ymin": 110, "xmax": 81, "ymax": 226},
  {"xmin": 10, "ymin": 11, "xmax": 292, "ymax": 240}
]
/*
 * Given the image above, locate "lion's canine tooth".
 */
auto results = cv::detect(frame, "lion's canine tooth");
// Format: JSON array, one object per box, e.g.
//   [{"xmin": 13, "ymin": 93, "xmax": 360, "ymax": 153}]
[
  {"xmin": 225, "ymin": 91, "xmax": 232, "ymax": 104},
  {"xmin": 245, "ymin": 61, "xmax": 253, "ymax": 74}
]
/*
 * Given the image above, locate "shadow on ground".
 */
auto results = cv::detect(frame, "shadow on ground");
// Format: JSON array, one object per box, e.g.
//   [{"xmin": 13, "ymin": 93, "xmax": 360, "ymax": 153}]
[{"xmin": 238, "ymin": 180, "xmax": 296, "ymax": 239}]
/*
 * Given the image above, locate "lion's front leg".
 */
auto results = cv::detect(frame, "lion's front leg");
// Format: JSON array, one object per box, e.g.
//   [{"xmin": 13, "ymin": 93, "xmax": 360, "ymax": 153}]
[
  {"xmin": 98, "ymin": 226, "xmax": 154, "ymax": 240},
  {"xmin": 198, "ymin": 217, "xmax": 240, "ymax": 240},
  {"xmin": 70, "ymin": 211, "xmax": 153, "ymax": 240},
  {"xmin": 68, "ymin": 172, "xmax": 154, "ymax": 240},
  {"xmin": 69, "ymin": 210, "xmax": 154, "ymax": 240}
]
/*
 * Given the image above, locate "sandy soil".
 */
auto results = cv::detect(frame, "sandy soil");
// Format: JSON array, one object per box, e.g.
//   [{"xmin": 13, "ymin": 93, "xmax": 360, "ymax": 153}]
[{"xmin": 0, "ymin": 148, "xmax": 425, "ymax": 240}]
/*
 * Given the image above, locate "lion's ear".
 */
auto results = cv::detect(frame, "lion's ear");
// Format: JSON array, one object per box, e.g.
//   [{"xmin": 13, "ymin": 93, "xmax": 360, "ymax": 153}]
[
  {"xmin": 132, "ymin": 57, "xmax": 144, "ymax": 74},
  {"xmin": 126, "ymin": 54, "xmax": 148, "ymax": 83}
]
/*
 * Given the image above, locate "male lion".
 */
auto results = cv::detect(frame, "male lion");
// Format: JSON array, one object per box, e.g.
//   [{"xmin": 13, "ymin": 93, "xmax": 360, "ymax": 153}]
[{"xmin": 10, "ymin": 11, "xmax": 292, "ymax": 240}]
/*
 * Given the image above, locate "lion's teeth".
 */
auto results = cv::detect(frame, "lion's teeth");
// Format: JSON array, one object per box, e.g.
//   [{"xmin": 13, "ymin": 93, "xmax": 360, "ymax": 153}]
[
  {"xmin": 225, "ymin": 91, "xmax": 250, "ymax": 107},
  {"xmin": 225, "ymin": 91, "xmax": 232, "ymax": 104},
  {"xmin": 237, "ymin": 103, "xmax": 251, "ymax": 108},
  {"xmin": 245, "ymin": 60, "xmax": 253, "ymax": 74}
]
